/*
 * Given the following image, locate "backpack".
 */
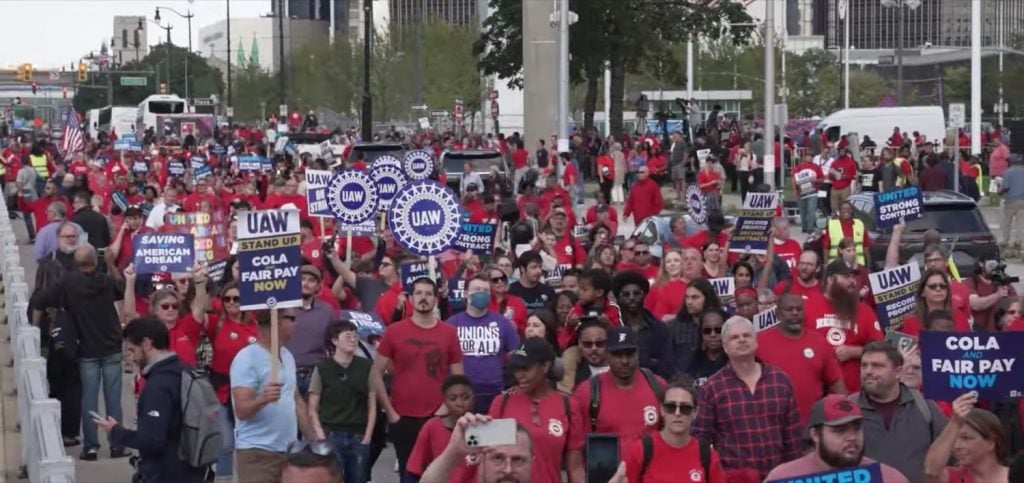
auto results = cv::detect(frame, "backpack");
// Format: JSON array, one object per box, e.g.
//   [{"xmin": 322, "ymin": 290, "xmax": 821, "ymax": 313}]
[
  {"xmin": 588, "ymin": 369, "xmax": 661, "ymax": 431},
  {"xmin": 178, "ymin": 368, "xmax": 225, "ymax": 469},
  {"xmin": 640, "ymin": 434, "xmax": 711, "ymax": 482}
]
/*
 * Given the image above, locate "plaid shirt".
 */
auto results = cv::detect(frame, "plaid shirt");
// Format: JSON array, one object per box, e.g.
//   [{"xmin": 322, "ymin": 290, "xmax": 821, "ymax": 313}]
[{"xmin": 693, "ymin": 361, "xmax": 804, "ymax": 479}]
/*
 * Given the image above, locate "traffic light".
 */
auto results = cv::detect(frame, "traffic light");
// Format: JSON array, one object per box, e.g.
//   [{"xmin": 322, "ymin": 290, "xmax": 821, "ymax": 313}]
[
  {"xmin": 31, "ymin": 82, "xmax": 37, "ymax": 95},
  {"xmin": 77, "ymin": 62, "xmax": 88, "ymax": 82},
  {"xmin": 20, "ymin": 64, "xmax": 32, "ymax": 82}
]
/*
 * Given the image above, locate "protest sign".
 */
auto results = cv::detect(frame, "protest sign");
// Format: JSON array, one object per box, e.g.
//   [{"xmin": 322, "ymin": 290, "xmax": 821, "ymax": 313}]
[
  {"xmin": 168, "ymin": 161, "xmax": 185, "ymax": 176},
  {"xmin": 347, "ymin": 218, "xmax": 377, "ymax": 235},
  {"xmin": 207, "ymin": 258, "xmax": 229, "ymax": 284},
  {"xmin": 573, "ymin": 224, "xmax": 589, "ymax": 239},
  {"xmin": 709, "ymin": 277, "xmax": 735, "ymax": 299},
  {"xmin": 340, "ymin": 310, "xmax": 385, "ymax": 340},
  {"xmin": 190, "ymin": 156, "xmax": 206, "ymax": 170},
  {"xmin": 210, "ymin": 144, "xmax": 227, "ymax": 156},
  {"xmin": 373, "ymin": 154, "xmax": 403, "ymax": 170},
  {"xmin": 305, "ymin": 169, "xmax": 334, "ymax": 218},
  {"xmin": 404, "ymin": 150, "xmax": 434, "ymax": 181},
  {"xmin": 238, "ymin": 155, "xmax": 269, "ymax": 172},
  {"xmin": 113, "ymin": 139, "xmax": 142, "ymax": 152},
  {"xmin": 194, "ymin": 164, "xmax": 212, "ymax": 180},
  {"xmin": 754, "ymin": 307, "xmax": 780, "ymax": 332},
  {"xmin": 388, "ymin": 181, "xmax": 460, "ymax": 256},
  {"xmin": 794, "ymin": 168, "xmax": 817, "ymax": 197},
  {"xmin": 767, "ymin": 463, "xmax": 883, "ymax": 483},
  {"xmin": 874, "ymin": 186, "xmax": 923, "ymax": 229},
  {"xmin": 686, "ymin": 185, "xmax": 708, "ymax": 225},
  {"xmin": 869, "ymin": 263, "xmax": 921, "ymax": 331},
  {"xmin": 543, "ymin": 264, "xmax": 569, "ymax": 288},
  {"xmin": 371, "ymin": 163, "xmax": 407, "ymax": 213},
  {"xmin": 164, "ymin": 211, "xmax": 229, "ymax": 263},
  {"xmin": 398, "ymin": 259, "xmax": 443, "ymax": 291},
  {"xmin": 328, "ymin": 170, "xmax": 378, "ymax": 224},
  {"xmin": 448, "ymin": 278, "xmax": 467, "ymax": 313},
  {"xmin": 132, "ymin": 161, "xmax": 148, "ymax": 174},
  {"xmin": 237, "ymin": 209, "xmax": 303, "ymax": 310},
  {"xmin": 133, "ymin": 233, "xmax": 194, "ymax": 274},
  {"xmin": 920, "ymin": 331, "xmax": 1024, "ymax": 401},
  {"xmin": 319, "ymin": 140, "xmax": 332, "ymax": 159},
  {"xmin": 729, "ymin": 192, "xmax": 777, "ymax": 254},
  {"xmin": 454, "ymin": 221, "xmax": 497, "ymax": 255}
]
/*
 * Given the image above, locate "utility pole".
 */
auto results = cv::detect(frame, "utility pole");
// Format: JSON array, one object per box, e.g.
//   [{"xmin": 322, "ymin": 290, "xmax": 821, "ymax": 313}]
[
  {"xmin": 556, "ymin": 0, "xmax": 570, "ymax": 151},
  {"xmin": 971, "ymin": 0, "xmax": 981, "ymax": 155},
  {"xmin": 278, "ymin": 0, "xmax": 286, "ymax": 104},
  {"xmin": 841, "ymin": 0, "xmax": 849, "ymax": 109},
  {"xmin": 763, "ymin": 0, "xmax": 776, "ymax": 190},
  {"xmin": 361, "ymin": 0, "xmax": 373, "ymax": 141},
  {"xmin": 226, "ymin": 0, "xmax": 233, "ymax": 116},
  {"xmin": 998, "ymin": 0, "xmax": 1005, "ymax": 128},
  {"xmin": 896, "ymin": 5, "xmax": 904, "ymax": 105}
]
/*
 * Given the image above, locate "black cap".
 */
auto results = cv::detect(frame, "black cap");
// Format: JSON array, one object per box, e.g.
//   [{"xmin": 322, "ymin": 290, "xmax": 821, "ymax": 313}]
[
  {"xmin": 605, "ymin": 327, "xmax": 639, "ymax": 353},
  {"xmin": 825, "ymin": 259, "xmax": 856, "ymax": 277},
  {"xmin": 507, "ymin": 338, "xmax": 556, "ymax": 370}
]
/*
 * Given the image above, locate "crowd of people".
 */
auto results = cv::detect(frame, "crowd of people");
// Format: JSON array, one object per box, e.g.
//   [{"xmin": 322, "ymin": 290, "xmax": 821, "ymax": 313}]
[{"xmin": 6, "ymin": 113, "xmax": 1024, "ymax": 483}]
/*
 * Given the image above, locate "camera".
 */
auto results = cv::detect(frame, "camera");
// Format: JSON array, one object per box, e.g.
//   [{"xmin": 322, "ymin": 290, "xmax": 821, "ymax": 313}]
[{"xmin": 986, "ymin": 259, "xmax": 1020, "ymax": 286}]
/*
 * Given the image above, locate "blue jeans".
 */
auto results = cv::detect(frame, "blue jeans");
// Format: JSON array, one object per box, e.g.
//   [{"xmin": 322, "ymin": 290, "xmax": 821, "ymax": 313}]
[
  {"xmin": 327, "ymin": 430, "xmax": 369, "ymax": 483},
  {"xmin": 799, "ymin": 196, "xmax": 818, "ymax": 233},
  {"xmin": 79, "ymin": 353, "xmax": 124, "ymax": 451},
  {"xmin": 216, "ymin": 403, "xmax": 235, "ymax": 478}
]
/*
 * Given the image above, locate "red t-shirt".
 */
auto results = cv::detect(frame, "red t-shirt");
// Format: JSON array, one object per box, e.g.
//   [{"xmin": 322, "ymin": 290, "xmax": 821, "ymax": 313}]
[
  {"xmin": 406, "ymin": 417, "xmax": 478, "ymax": 482},
  {"xmin": 772, "ymin": 279, "xmax": 825, "ymax": 304},
  {"xmin": 646, "ymin": 279, "xmax": 687, "ymax": 320},
  {"xmin": 774, "ymin": 238, "xmax": 803, "ymax": 270},
  {"xmin": 573, "ymin": 372, "xmax": 665, "ymax": 455},
  {"xmin": 623, "ymin": 433, "xmax": 727, "ymax": 483},
  {"xmin": 512, "ymin": 149, "xmax": 528, "ymax": 169},
  {"xmin": 487, "ymin": 390, "xmax": 585, "ymax": 483},
  {"xmin": 697, "ymin": 169, "xmax": 722, "ymax": 194},
  {"xmin": 830, "ymin": 156, "xmax": 858, "ymax": 190},
  {"xmin": 898, "ymin": 311, "xmax": 971, "ymax": 336},
  {"xmin": 757, "ymin": 327, "xmax": 844, "ymax": 424},
  {"xmin": 682, "ymin": 230, "xmax": 728, "ymax": 250},
  {"xmin": 206, "ymin": 314, "xmax": 261, "ymax": 403},
  {"xmin": 562, "ymin": 162, "xmax": 579, "ymax": 187},
  {"xmin": 491, "ymin": 295, "xmax": 529, "ymax": 338},
  {"xmin": 375, "ymin": 283, "xmax": 413, "ymax": 324},
  {"xmin": 378, "ymin": 319, "xmax": 463, "ymax": 417},
  {"xmin": 552, "ymin": 234, "xmax": 586, "ymax": 266},
  {"xmin": 803, "ymin": 299, "xmax": 884, "ymax": 392}
]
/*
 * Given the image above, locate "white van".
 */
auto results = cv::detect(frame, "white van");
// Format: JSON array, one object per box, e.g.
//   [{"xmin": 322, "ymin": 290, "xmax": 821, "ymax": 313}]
[
  {"xmin": 136, "ymin": 94, "xmax": 186, "ymax": 133},
  {"xmin": 817, "ymin": 106, "xmax": 946, "ymax": 149}
]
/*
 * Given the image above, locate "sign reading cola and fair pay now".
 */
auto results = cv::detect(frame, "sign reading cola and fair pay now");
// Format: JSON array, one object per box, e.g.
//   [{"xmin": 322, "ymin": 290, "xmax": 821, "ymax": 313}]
[{"xmin": 237, "ymin": 209, "xmax": 303, "ymax": 311}]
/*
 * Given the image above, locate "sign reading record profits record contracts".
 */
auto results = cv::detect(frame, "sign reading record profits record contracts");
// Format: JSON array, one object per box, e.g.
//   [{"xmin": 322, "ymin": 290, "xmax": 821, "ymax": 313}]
[
  {"xmin": 729, "ymin": 192, "xmax": 777, "ymax": 254},
  {"xmin": 133, "ymin": 233, "xmax": 195, "ymax": 274},
  {"xmin": 874, "ymin": 186, "xmax": 923, "ymax": 229},
  {"xmin": 237, "ymin": 209, "xmax": 303, "ymax": 311},
  {"xmin": 388, "ymin": 181, "xmax": 461, "ymax": 256},
  {"xmin": 870, "ymin": 263, "xmax": 921, "ymax": 331}
]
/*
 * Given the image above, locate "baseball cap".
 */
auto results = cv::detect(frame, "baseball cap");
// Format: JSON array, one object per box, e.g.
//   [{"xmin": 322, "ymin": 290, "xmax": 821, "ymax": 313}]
[
  {"xmin": 825, "ymin": 259, "xmax": 856, "ymax": 277},
  {"xmin": 507, "ymin": 338, "xmax": 556, "ymax": 370},
  {"xmin": 605, "ymin": 327, "xmax": 639, "ymax": 353},
  {"xmin": 300, "ymin": 264, "xmax": 322, "ymax": 281},
  {"xmin": 808, "ymin": 394, "xmax": 863, "ymax": 427}
]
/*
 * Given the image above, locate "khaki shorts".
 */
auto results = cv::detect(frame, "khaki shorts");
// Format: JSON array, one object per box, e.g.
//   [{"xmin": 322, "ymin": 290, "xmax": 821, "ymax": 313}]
[{"xmin": 236, "ymin": 448, "xmax": 288, "ymax": 483}]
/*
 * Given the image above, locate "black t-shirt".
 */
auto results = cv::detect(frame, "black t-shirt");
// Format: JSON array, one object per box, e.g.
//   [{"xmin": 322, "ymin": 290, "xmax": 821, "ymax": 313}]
[
  {"xmin": 536, "ymin": 149, "xmax": 549, "ymax": 168},
  {"xmin": 508, "ymin": 281, "xmax": 556, "ymax": 310},
  {"xmin": 859, "ymin": 168, "xmax": 882, "ymax": 192}
]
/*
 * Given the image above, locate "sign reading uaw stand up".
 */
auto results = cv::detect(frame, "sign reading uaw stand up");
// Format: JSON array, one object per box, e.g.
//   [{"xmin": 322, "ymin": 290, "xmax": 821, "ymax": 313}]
[
  {"xmin": 237, "ymin": 209, "xmax": 303, "ymax": 311},
  {"xmin": 327, "ymin": 170, "xmax": 378, "ymax": 224},
  {"xmin": 388, "ymin": 180, "xmax": 461, "ymax": 257}
]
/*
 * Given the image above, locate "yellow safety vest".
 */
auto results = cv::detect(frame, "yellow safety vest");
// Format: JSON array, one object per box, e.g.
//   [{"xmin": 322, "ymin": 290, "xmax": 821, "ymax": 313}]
[
  {"xmin": 971, "ymin": 164, "xmax": 984, "ymax": 195},
  {"xmin": 828, "ymin": 218, "xmax": 865, "ymax": 265},
  {"xmin": 29, "ymin": 154, "xmax": 47, "ymax": 178},
  {"xmin": 949, "ymin": 258, "xmax": 961, "ymax": 282}
]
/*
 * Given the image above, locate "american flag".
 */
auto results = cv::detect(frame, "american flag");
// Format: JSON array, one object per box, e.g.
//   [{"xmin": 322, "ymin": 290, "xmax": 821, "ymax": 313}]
[{"xmin": 59, "ymin": 107, "xmax": 84, "ymax": 157}]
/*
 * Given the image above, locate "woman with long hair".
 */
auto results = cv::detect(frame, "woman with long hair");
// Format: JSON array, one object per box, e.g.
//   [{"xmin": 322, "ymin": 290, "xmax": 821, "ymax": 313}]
[
  {"xmin": 122, "ymin": 263, "xmax": 208, "ymax": 369},
  {"xmin": 667, "ymin": 279, "xmax": 723, "ymax": 377},
  {"xmin": 701, "ymin": 242, "xmax": 728, "ymax": 279},
  {"xmin": 686, "ymin": 309, "xmax": 729, "ymax": 387},
  {"xmin": 585, "ymin": 244, "xmax": 617, "ymax": 273},
  {"xmin": 901, "ymin": 269, "xmax": 971, "ymax": 335},
  {"xmin": 525, "ymin": 309, "xmax": 562, "ymax": 356},
  {"xmin": 731, "ymin": 261, "xmax": 756, "ymax": 291},
  {"xmin": 925, "ymin": 392, "xmax": 1009, "ymax": 483},
  {"xmin": 647, "ymin": 249, "xmax": 687, "ymax": 322},
  {"xmin": 995, "ymin": 297, "xmax": 1022, "ymax": 331}
]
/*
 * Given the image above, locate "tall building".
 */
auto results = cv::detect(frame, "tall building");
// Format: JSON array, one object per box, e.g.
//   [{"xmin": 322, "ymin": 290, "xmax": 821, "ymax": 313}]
[
  {"xmin": 387, "ymin": 0, "xmax": 479, "ymax": 45},
  {"xmin": 111, "ymin": 16, "xmax": 148, "ymax": 64},
  {"xmin": 199, "ymin": 16, "xmax": 329, "ymax": 73}
]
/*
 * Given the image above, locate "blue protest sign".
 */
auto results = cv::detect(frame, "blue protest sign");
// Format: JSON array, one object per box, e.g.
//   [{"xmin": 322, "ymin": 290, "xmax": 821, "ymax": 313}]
[
  {"xmin": 686, "ymin": 185, "xmax": 707, "ymax": 225},
  {"xmin": 328, "ymin": 169, "xmax": 378, "ymax": 224},
  {"xmin": 448, "ymin": 278, "xmax": 467, "ymax": 313},
  {"xmin": 767, "ymin": 463, "xmax": 883, "ymax": 483},
  {"xmin": 373, "ymin": 154, "xmax": 402, "ymax": 170},
  {"xmin": 132, "ymin": 160, "xmax": 149, "ymax": 174},
  {"xmin": 875, "ymin": 186, "xmax": 923, "ymax": 229},
  {"xmin": 398, "ymin": 259, "xmax": 442, "ymax": 291},
  {"xmin": 729, "ymin": 192, "xmax": 777, "ymax": 254},
  {"xmin": 210, "ymin": 144, "xmax": 227, "ymax": 156},
  {"xmin": 340, "ymin": 310, "xmax": 385, "ymax": 340},
  {"xmin": 388, "ymin": 181, "xmax": 461, "ymax": 256},
  {"xmin": 237, "ymin": 209, "xmax": 303, "ymax": 310},
  {"xmin": 238, "ymin": 155, "xmax": 269, "ymax": 172},
  {"xmin": 869, "ymin": 263, "xmax": 921, "ymax": 331},
  {"xmin": 920, "ymin": 331, "xmax": 1024, "ymax": 401},
  {"xmin": 305, "ymin": 169, "xmax": 334, "ymax": 218},
  {"xmin": 371, "ymin": 164, "xmax": 408, "ymax": 212},
  {"xmin": 404, "ymin": 150, "xmax": 434, "ymax": 180},
  {"xmin": 190, "ymin": 156, "xmax": 206, "ymax": 170},
  {"xmin": 132, "ymin": 233, "xmax": 195, "ymax": 274},
  {"xmin": 194, "ymin": 164, "xmax": 212, "ymax": 180},
  {"xmin": 454, "ymin": 221, "xmax": 497, "ymax": 255},
  {"xmin": 168, "ymin": 161, "xmax": 185, "ymax": 176},
  {"xmin": 114, "ymin": 139, "xmax": 143, "ymax": 152}
]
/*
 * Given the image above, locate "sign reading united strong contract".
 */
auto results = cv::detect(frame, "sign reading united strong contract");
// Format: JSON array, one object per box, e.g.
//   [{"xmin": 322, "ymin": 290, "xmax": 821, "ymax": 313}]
[
  {"xmin": 454, "ymin": 221, "xmax": 498, "ymax": 255},
  {"xmin": 237, "ymin": 209, "xmax": 303, "ymax": 311},
  {"xmin": 328, "ymin": 169, "xmax": 378, "ymax": 224},
  {"xmin": 874, "ymin": 186, "xmax": 923, "ymax": 229},
  {"xmin": 388, "ymin": 180, "xmax": 461, "ymax": 257},
  {"xmin": 404, "ymin": 150, "xmax": 434, "ymax": 181},
  {"xmin": 133, "ymin": 233, "xmax": 194, "ymax": 274}
]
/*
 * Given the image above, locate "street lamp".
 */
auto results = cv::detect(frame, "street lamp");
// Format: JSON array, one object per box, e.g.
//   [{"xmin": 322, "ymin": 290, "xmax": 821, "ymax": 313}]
[
  {"xmin": 141, "ymin": 18, "xmax": 174, "ymax": 94},
  {"xmin": 881, "ymin": 0, "xmax": 922, "ymax": 105},
  {"xmin": 155, "ymin": 6, "xmax": 194, "ymax": 103}
]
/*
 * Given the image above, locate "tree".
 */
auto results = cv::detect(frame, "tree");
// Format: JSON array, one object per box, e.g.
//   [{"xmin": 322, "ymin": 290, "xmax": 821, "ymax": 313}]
[{"xmin": 849, "ymin": 70, "xmax": 892, "ymax": 108}]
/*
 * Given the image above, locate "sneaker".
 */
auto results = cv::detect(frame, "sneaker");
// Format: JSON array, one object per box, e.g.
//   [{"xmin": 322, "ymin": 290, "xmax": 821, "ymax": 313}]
[
  {"xmin": 80, "ymin": 448, "xmax": 98, "ymax": 461},
  {"xmin": 110, "ymin": 448, "xmax": 130, "ymax": 459},
  {"xmin": 62, "ymin": 437, "xmax": 80, "ymax": 447}
]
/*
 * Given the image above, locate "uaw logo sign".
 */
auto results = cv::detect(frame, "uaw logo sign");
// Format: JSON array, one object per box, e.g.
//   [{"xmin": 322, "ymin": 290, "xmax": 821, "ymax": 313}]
[
  {"xmin": 373, "ymin": 154, "xmax": 402, "ymax": 170},
  {"xmin": 371, "ymin": 163, "xmax": 408, "ymax": 212},
  {"xmin": 686, "ymin": 185, "xmax": 707, "ymax": 225},
  {"xmin": 388, "ymin": 180, "xmax": 460, "ymax": 256},
  {"xmin": 404, "ymin": 150, "xmax": 434, "ymax": 181},
  {"xmin": 327, "ymin": 170, "xmax": 378, "ymax": 224}
]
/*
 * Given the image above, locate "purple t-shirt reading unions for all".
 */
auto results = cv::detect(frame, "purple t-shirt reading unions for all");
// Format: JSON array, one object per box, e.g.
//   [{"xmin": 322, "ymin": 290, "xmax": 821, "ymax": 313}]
[{"xmin": 447, "ymin": 311, "xmax": 520, "ymax": 396}]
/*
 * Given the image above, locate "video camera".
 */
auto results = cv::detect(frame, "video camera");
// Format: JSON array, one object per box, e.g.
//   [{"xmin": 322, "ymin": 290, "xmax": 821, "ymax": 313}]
[{"xmin": 986, "ymin": 259, "xmax": 1020, "ymax": 286}]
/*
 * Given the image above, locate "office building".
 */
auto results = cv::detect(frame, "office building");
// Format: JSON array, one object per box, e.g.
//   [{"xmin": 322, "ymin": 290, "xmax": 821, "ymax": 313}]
[
  {"xmin": 111, "ymin": 15, "xmax": 148, "ymax": 64},
  {"xmin": 387, "ymin": 0, "xmax": 479, "ymax": 45}
]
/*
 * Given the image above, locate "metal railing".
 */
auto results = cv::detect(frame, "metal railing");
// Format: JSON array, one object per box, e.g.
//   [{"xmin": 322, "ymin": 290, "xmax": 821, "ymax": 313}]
[{"xmin": 0, "ymin": 194, "xmax": 75, "ymax": 482}]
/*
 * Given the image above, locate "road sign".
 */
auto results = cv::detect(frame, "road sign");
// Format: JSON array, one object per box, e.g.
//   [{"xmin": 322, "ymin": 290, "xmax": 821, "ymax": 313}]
[
  {"xmin": 411, "ymin": 104, "xmax": 428, "ymax": 110},
  {"xmin": 226, "ymin": 107, "xmax": 234, "ymax": 117},
  {"xmin": 192, "ymin": 97, "xmax": 215, "ymax": 106},
  {"xmin": 491, "ymin": 100, "xmax": 499, "ymax": 119},
  {"xmin": 120, "ymin": 76, "xmax": 148, "ymax": 87},
  {"xmin": 48, "ymin": 72, "xmax": 60, "ymax": 81},
  {"xmin": 430, "ymin": 110, "xmax": 449, "ymax": 117},
  {"xmin": 949, "ymin": 103, "xmax": 966, "ymax": 129},
  {"xmin": 454, "ymin": 98, "xmax": 464, "ymax": 125},
  {"xmin": 279, "ymin": 104, "xmax": 288, "ymax": 116},
  {"xmin": 489, "ymin": 90, "xmax": 499, "ymax": 100}
]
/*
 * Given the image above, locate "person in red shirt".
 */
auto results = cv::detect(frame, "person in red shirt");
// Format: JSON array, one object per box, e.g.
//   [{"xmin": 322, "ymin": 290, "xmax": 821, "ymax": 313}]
[
  {"xmin": 106, "ymin": 205, "xmax": 152, "ymax": 270},
  {"xmin": 622, "ymin": 380, "xmax": 727, "ymax": 483},
  {"xmin": 584, "ymin": 192, "xmax": 619, "ymax": 234},
  {"xmin": 774, "ymin": 250, "xmax": 827, "ymax": 304},
  {"xmin": 406, "ymin": 375, "xmax": 479, "ymax": 482},
  {"xmin": 511, "ymin": 141, "xmax": 529, "ymax": 193},
  {"xmin": 263, "ymin": 177, "xmax": 309, "ymax": 219},
  {"xmin": 624, "ymin": 166, "xmax": 663, "ymax": 224},
  {"xmin": 792, "ymin": 154, "xmax": 824, "ymax": 234},
  {"xmin": 828, "ymin": 148, "xmax": 858, "ymax": 212},
  {"xmin": 488, "ymin": 266, "xmax": 528, "ymax": 336},
  {"xmin": 803, "ymin": 260, "xmax": 884, "ymax": 392},
  {"xmin": 566, "ymin": 268, "xmax": 623, "ymax": 332},
  {"xmin": 899, "ymin": 270, "xmax": 972, "ymax": 335},
  {"xmin": 596, "ymin": 148, "xmax": 615, "ymax": 204},
  {"xmin": 18, "ymin": 180, "xmax": 71, "ymax": 234},
  {"xmin": 370, "ymin": 277, "xmax": 464, "ymax": 479},
  {"xmin": 646, "ymin": 249, "xmax": 688, "ymax": 321},
  {"xmin": 758, "ymin": 293, "xmax": 846, "ymax": 424},
  {"xmin": 372, "ymin": 255, "xmax": 411, "ymax": 324},
  {"xmin": 888, "ymin": 127, "xmax": 903, "ymax": 148},
  {"xmin": 772, "ymin": 217, "xmax": 803, "ymax": 270},
  {"xmin": 697, "ymin": 158, "xmax": 723, "ymax": 211},
  {"xmin": 822, "ymin": 201, "xmax": 872, "ymax": 266},
  {"xmin": 547, "ymin": 208, "xmax": 585, "ymax": 267},
  {"xmin": 626, "ymin": 241, "xmax": 659, "ymax": 281}
]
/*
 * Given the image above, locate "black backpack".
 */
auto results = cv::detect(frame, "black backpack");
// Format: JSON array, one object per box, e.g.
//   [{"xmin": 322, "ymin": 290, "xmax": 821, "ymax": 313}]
[
  {"xmin": 588, "ymin": 369, "xmax": 661, "ymax": 431},
  {"xmin": 639, "ymin": 434, "xmax": 712, "ymax": 482}
]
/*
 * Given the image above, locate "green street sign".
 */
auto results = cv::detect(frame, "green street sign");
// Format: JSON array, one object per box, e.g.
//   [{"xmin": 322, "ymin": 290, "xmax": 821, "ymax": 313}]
[{"xmin": 120, "ymin": 76, "xmax": 147, "ymax": 87}]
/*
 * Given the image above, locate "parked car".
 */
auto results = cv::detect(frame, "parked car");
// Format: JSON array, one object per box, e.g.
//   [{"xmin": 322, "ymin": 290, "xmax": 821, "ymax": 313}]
[
  {"xmin": 632, "ymin": 214, "xmax": 737, "ymax": 259},
  {"xmin": 441, "ymin": 149, "xmax": 511, "ymax": 194},
  {"xmin": 805, "ymin": 190, "xmax": 998, "ymax": 276},
  {"xmin": 346, "ymin": 142, "xmax": 409, "ymax": 166}
]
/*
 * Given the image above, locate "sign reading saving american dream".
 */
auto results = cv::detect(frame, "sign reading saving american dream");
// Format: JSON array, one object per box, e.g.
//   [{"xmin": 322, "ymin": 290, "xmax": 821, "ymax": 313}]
[
  {"xmin": 388, "ymin": 180, "xmax": 460, "ymax": 256},
  {"xmin": 371, "ymin": 163, "xmax": 408, "ymax": 213},
  {"xmin": 238, "ymin": 155, "xmax": 270, "ymax": 172},
  {"xmin": 305, "ymin": 169, "xmax": 334, "ymax": 218},
  {"xmin": 404, "ymin": 150, "xmax": 434, "ymax": 180},
  {"xmin": 920, "ymin": 331, "xmax": 1024, "ymax": 401},
  {"xmin": 327, "ymin": 170, "xmax": 378, "ymax": 224},
  {"xmin": 869, "ymin": 263, "xmax": 921, "ymax": 331},
  {"xmin": 454, "ymin": 222, "xmax": 497, "ymax": 255},
  {"xmin": 399, "ymin": 259, "xmax": 443, "ymax": 291},
  {"xmin": 237, "ymin": 209, "xmax": 303, "ymax": 310},
  {"xmin": 874, "ymin": 186, "xmax": 923, "ymax": 229},
  {"xmin": 686, "ymin": 185, "xmax": 708, "ymax": 225},
  {"xmin": 767, "ymin": 462, "xmax": 883, "ymax": 483},
  {"xmin": 132, "ymin": 233, "xmax": 194, "ymax": 274},
  {"xmin": 729, "ymin": 192, "xmax": 777, "ymax": 254}
]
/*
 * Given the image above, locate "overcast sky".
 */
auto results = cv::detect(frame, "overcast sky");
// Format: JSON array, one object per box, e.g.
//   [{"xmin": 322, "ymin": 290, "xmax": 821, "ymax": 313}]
[{"xmin": 0, "ymin": 0, "xmax": 269, "ymax": 69}]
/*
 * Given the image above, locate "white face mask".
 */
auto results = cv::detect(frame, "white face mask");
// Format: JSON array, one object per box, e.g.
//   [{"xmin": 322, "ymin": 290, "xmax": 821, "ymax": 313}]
[{"xmin": 59, "ymin": 244, "xmax": 76, "ymax": 254}]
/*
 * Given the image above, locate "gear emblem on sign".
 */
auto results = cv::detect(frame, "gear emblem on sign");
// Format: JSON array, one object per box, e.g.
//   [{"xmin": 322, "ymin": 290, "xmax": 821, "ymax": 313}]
[
  {"xmin": 388, "ymin": 180, "xmax": 460, "ymax": 256},
  {"xmin": 327, "ymin": 170, "xmax": 378, "ymax": 224},
  {"xmin": 373, "ymin": 154, "xmax": 402, "ymax": 170},
  {"xmin": 370, "ymin": 164, "xmax": 408, "ymax": 209},
  {"xmin": 403, "ymin": 150, "xmax": 434, "ymax": 181}
]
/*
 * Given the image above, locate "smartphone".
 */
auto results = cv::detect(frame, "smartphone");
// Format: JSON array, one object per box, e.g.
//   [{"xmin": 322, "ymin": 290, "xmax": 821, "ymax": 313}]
[
  {"xmin": 89, "ymin": 410, "xmax": 104, "ymax": 421},
  {"xmin": 586, "ymin": 434, "xmax": 620, "ymax": 483},
  {"xmin": 885, "ymin": 331, "xmax": 918, "ymax": 353},
  {"xmin": 464, "ymin": 418, "xmax": 517, "ymax": 448}
]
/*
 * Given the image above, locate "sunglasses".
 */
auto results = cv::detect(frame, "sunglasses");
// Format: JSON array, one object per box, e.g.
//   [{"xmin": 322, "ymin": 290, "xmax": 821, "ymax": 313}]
[
  {"xmin": 490, "ymin": 276, "xmax": 508, "ymax": 284},
  {"xmin": 702, "ymin": 327, "xmax": 722, "ymax": 335},
  {"xmin": 634, "ymin": 249, "xmax": 649, "ymax": 255},
  {"xmin": 223, "ymin": 295, "xmax": 241, "ymax": 303},
  {"xmin": 662, "ymin": 402, "xmax": 695, "ymax": 416},
  {"xmin": 580, "ymin": 340, "xmax": 606, "ymax": 349},
  {"xmin": 926, "ymin": 283, "xmax": 948, "ymax": 291},
  {"xmin": 619, "ymin": 290, "xmax": 644, "ymax": 297},
  {"xmin": 160, "ymin": 303, "xmax": 179, "ymax": 311}
]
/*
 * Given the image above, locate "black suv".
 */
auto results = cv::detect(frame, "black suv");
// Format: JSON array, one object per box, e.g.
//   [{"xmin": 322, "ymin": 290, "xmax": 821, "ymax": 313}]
[{"xmin": 806, "ymin": 190, "xmax": 999, "ymax": 277}]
